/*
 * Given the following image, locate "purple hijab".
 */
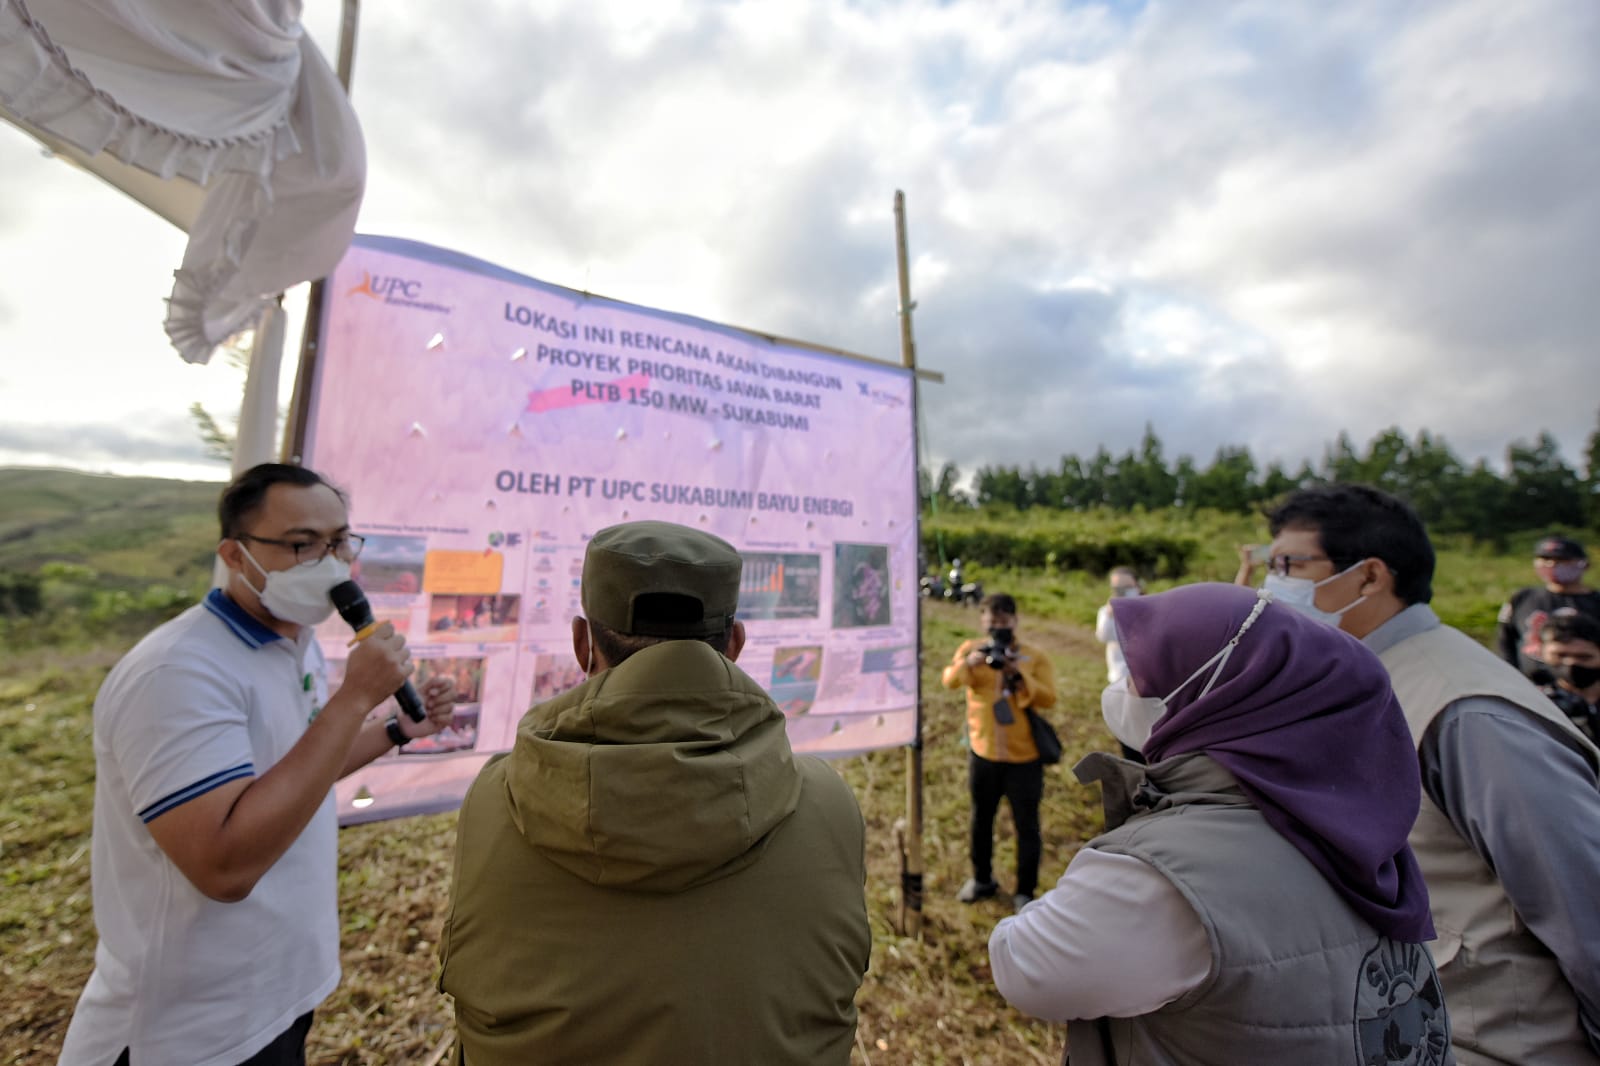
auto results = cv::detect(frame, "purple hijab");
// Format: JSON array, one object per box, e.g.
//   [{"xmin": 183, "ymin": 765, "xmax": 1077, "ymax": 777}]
[{"xmin": 1112, "ymin": 582, "xmax": 1434, "ymax": 943}]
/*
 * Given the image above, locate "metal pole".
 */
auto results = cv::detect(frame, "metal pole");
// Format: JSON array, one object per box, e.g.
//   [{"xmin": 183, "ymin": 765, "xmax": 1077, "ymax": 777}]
[
  {"xmin": 282, "ymin": 0, "xmax": 360, "ymax": 462},
  {"xmin": 336, "ymin": 0, "xmax": 360, "ymax": 88},
  {"xmin": 894, "ymin": 189, "xmax": 925, "ymax": 939}
]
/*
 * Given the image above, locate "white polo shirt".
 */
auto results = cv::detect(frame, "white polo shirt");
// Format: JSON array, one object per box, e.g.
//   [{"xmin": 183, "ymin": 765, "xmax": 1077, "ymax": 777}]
[{"xmin": 59, "ymin": 590, "xmax": 340, "ymax": 1066}]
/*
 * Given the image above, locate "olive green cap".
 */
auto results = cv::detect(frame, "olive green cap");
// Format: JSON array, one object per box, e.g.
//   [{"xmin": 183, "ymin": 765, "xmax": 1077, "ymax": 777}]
[{"xmin": 581, "ymin": 520, "xmax": 742, "ymax": 637}]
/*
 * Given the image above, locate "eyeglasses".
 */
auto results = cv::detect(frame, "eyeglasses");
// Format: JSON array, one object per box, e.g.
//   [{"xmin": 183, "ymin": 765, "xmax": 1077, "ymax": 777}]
[
  {"xmin": 1266, "ymin": 552, "xmax": 1330, "ymax": 577},
  {"xmin": 238, "ymin": 533, "xmax": 366, "ymax": 566}
]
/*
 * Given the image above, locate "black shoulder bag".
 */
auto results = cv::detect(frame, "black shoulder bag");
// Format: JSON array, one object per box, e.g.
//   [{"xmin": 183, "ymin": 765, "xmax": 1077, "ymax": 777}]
[{"xmin": 1026, "ymin": 708, "xmax": 1063, "ymax": 765}]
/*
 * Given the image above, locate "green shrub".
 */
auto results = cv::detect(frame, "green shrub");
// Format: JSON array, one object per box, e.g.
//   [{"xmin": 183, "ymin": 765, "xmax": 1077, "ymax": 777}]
[
  {"xmin": 923, "ymin": 509, "xmax": 1202, "ymax": 578},
  {"xmin": 0, "ymin": 570, "xmax": 43, "ymax": 615}
]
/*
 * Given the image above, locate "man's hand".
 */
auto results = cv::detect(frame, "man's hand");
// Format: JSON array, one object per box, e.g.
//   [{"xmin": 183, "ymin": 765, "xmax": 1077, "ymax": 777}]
[
  {"xmin": 966, "ymin": 649, "xmax": 988, "ymax": 668},
  {"xmin": 403, "ymin": 676, "xmax": 458, "ymax": 740},
  {"xmin": 147, "ymin": 624, "xmax": 414, "ymax": 904},
  {"xmin": 1234, "ymin": 544, "xmax": 1263, "ymax": 587},
  {"xmin": 996, "ymin": 647, "xmax": 1024, "ymax": 690},
  {"xmin": 337, "ymin": 622, "xmax": 411, "ymax": 714}
]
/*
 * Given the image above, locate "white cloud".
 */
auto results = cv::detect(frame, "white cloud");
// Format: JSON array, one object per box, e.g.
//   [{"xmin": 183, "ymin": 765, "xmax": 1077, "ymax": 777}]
[{"xmin": 3, "ymin": 0, "xmax": 1596, "ymax": 485}]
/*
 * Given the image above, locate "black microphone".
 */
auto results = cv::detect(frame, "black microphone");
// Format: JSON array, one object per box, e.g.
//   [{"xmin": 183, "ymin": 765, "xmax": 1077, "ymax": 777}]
[{"xmin": 329, "ymin": 580, "xmax": 426, "ymax": 722}]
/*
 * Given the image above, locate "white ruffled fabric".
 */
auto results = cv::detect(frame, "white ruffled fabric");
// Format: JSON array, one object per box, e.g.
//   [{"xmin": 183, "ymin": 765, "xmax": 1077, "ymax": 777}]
[{"xmin": 0, "ymin": 0, "xmax": 364, "ymax": 363}]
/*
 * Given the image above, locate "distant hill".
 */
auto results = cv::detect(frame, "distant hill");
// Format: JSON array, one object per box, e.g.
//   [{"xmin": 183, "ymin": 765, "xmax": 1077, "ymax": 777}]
[{"xmin": 0, "ymin": 467, "xmax": 220, "ymax": 591}]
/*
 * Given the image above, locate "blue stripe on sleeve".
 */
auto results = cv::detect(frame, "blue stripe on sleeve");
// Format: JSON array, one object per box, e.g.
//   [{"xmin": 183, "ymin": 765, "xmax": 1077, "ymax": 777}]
[{"xmin": 137, "ymin": 763, "xmax": 256, "ymax": 823}]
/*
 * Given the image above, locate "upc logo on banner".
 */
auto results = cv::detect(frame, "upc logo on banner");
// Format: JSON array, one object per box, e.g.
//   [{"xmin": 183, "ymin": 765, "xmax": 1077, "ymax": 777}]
[
  {"xmin": 487, "ymin": 531, "xmax": 523, "ymax": 548},
  {"xmin": 348, "ymin": 271, "xmax": 422, "ymax": 301},
  {"xmin": 344, "ymin": 270, "xmax": 453, "ymax": 313}
]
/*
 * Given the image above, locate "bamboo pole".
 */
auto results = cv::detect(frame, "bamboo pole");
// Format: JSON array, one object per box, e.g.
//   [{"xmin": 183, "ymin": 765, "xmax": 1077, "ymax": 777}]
[
  {"xmin": 894, "ymin": 189, "xmax": 925, "ymax": 939},
  {"xmin": 283, "ymin": 0, "xmax": 360, "ymax": 462}
]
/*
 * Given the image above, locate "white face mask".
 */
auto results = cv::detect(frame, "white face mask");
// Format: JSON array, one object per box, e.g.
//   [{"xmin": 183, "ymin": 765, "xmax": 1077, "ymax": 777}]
[
  {"xmin": 1112, "ymin": 586, "xmax": 1140, "ymax": 598},
  {"xmin": 1101, "ymin": 678, "xmax": 1165, "ymax": 751},
  {"xmin": 1100, "ymin": 591, "xmax": 1269, "ymax": 751},
  {"xmin": 583, "ymin": 618, "xmax": 597, "ymax": 675},
  {"xmin": 1262, "ymin": 560, "xmax": 1368, "ymax": 628},
  {"xmin": 239, "ymin": 545, "xmax": 349, "ymax": 627}
]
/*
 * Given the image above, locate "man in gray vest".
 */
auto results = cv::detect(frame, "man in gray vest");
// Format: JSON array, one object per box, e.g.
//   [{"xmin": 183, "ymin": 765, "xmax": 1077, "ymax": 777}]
[{"xmin": 1263, "ymin": 484, "xmax": 1600, "ymax": 1065}]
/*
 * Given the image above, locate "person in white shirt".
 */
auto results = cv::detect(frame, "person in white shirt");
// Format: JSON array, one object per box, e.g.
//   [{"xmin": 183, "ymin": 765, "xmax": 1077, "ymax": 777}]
[
  {"xmin": 59, "ymin": 464, "xmax": 457, "ymax": 1066},
  {"xmin": 1094, "ymin": 568, "xmax": 1144, "ymax": 759}
]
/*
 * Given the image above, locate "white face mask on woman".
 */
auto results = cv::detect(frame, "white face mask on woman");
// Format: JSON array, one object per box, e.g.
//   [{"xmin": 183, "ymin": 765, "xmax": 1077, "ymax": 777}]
[
  {"xmin": 1100, "ymin": 591, "xmax": 1270, "ymax": 750},
  {"xmin": 1261, "ymin": 560, "xmax": 1369, "ymax": 629},
  {"xmin": 239, "ymin": 545, "xmax": 350, "ymax": 627},
  {"xmin": 1100, "ymin": 678, "xmax": 1165, "ymax": 752}
]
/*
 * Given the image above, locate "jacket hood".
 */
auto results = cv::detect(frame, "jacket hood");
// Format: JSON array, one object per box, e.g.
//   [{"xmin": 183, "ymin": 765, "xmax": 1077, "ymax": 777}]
[
  {"xmin": 504, "ymin": 639, "xmax": 801, "ymax": 892},
  {"xmin": 1076, "ymin": 750, "xmax": 1248, "ymax": 831}
]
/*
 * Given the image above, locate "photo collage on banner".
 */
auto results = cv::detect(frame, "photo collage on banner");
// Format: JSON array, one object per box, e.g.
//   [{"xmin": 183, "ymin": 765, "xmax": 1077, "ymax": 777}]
[{"xmin": 303, "ymin": 236, "xmax": 918, "ymax": 822}]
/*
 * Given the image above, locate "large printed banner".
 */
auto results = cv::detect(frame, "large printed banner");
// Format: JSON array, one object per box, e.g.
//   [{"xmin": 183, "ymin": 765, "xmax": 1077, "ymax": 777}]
[{"xmin": 302, "ymin": 237, "xmax": 918, "ymax": 823}]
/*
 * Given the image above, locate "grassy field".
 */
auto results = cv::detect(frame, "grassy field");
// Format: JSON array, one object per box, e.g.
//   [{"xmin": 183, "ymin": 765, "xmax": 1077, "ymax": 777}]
[{"xmin": 0, "ymin": 468, "xmax": 1549, "ymax": 1064}]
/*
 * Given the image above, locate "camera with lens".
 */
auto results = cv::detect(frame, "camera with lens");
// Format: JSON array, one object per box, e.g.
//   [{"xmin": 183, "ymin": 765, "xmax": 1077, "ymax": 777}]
[
  {"xmin": 978, "ymin": 643, "xmax": 1008, "ymax": 668},
  {"xmin": 1543, "ymin": 684, "xmax": 1598, "ymax": 735},
  {"xmin": 1545, "ymin": 685, "xmax": 1585, "ymax": 717},
  {"xmin": 980, "ymin": 627, "xmax": 1015, "ymax": 669}
]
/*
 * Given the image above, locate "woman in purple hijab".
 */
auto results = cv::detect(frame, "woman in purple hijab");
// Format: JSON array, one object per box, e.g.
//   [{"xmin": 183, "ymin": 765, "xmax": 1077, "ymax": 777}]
[{"xmin": 989, "ymin": 583, "xmax": 1452, "ymax": 1066}]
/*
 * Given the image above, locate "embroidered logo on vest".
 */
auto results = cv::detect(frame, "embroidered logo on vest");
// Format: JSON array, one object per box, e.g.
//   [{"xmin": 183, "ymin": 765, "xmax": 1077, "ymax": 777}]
[{"xmin": 1353, "ymin": 941, "xmax": 1450, "ymax": 1064}]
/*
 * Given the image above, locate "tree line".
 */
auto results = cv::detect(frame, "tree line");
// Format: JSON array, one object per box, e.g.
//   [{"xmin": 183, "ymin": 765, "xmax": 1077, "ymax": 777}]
[{"xmin": 921, "ymin": 416, "xmax": 1600, "ymax": 542}]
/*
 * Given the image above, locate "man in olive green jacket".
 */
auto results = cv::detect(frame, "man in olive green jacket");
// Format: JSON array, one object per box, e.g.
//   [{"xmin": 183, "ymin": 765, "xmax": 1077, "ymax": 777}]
[{"xmin": 439, "ymin": 521, "xmax": 871, "ymax": 1065}]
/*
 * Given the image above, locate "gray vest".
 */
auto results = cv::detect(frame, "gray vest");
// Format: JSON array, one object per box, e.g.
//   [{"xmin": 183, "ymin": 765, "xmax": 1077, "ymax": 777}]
[
  {"xmin": 1379, "ymin": 622, "xmax": 1600, "ymax": 1066},
  {"xmin": 1067, "ymin": 753, "xmax": 1452, "ymax": 1066}
]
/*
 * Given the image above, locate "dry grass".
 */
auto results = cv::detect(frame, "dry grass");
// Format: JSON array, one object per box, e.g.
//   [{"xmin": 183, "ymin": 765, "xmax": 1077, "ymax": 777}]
[
  {"xmin": 0, "ymin": 468, "xmax": 1544, "ymax": 1063},
  {"xmin": 2, "ymin": 600, "xmax": 1120, "ymax": 1065},
  {"xmin": 1, "ymin": 541, "xmax": 1536, "ymax": 1065}
]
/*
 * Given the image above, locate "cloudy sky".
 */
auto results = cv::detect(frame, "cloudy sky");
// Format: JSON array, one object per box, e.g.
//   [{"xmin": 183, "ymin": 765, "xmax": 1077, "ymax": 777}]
[{"xmin": 2, "ymin": 0, "xmax": 1597, "ymax": 484}]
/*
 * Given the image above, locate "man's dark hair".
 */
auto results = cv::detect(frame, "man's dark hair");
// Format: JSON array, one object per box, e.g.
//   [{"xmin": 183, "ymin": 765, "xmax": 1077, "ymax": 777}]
[
  {"xmin": 219, "ymin": 463, "xmax": 343, "ymax": 539},
  {"xmin": 1266, "ymin": 484, "xmax": 1435, "ymax": 605},
  {"xmin": 981, "ymin": 592, "xmax": 1017, "ymax": 615},
  {"xmin": 1542, "ymin": 610, "xmax": 1600, "ymax": 649},
  {"xmin": 589, "ymin": 598, "xmax": 732, "ymax": 667}
]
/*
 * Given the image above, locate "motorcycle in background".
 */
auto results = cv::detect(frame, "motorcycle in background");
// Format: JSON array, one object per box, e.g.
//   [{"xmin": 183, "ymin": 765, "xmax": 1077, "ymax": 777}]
[{"xmin": 921, "ymin": 559, "xmax": 983, "ymax": 606}]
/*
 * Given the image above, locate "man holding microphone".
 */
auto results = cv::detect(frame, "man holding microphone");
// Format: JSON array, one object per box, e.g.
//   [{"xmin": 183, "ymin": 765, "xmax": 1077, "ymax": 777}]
[{"xmin": 59, "ymin": 464, "xmax": 456, "ymax": 1066}]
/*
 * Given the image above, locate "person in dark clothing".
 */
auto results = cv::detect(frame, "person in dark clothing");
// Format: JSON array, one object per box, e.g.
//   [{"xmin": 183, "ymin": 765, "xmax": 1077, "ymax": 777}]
[
  {"xmin": 1540, "ymin": 609, "xmax": 1600, "ymax": 744},
  {"xmin": 1497, "ymin": 534, "xmax": 1600, "ymax": 685}
]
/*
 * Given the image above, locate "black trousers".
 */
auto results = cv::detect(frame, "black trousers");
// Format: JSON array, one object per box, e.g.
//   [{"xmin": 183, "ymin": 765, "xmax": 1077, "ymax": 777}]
[
  {"xmin": 114, "ymin": 1011, "xmax": 313, "ymax": 1066},
  {"xmin": 968, "ymin": 751, "xmax": 1044, "ymax": 896}
]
